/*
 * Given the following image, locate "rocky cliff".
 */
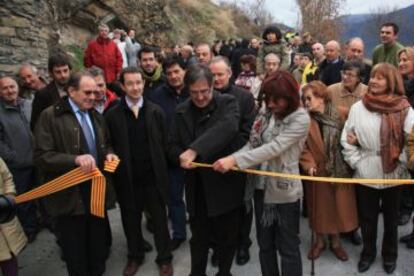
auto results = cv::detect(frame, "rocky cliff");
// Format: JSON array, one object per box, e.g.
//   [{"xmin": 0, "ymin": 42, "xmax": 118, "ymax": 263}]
[{"xmin": 0, "ymin": 0, "xmax": 257, "ymax": 75}]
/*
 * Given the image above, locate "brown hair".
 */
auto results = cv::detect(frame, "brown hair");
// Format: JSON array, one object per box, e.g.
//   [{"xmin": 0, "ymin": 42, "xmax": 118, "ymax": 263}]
[
  {"xmin": 240, "ymin": 54, "xmax": 256, "ymax": 73},
  {"xmin": 369, "ymin": 63, "xmax": 405, "ymax": 95},
  {"xmin": 259, "ymin": 70, "xmax": 300, "ymax": 118},
  {"xmin": 302, "ymin": 80, "xmax": 331, "ymax": 104}
]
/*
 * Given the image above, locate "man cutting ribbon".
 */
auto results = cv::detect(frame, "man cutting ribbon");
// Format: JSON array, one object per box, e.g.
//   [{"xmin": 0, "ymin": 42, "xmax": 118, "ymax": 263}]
[{"xmin": 33, "ymin": 71, "xmax": 118, "ymax": 276}]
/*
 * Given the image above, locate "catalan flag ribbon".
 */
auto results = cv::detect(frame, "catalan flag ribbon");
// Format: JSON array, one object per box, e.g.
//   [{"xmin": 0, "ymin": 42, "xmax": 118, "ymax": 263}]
[
  {"xmin": 15, "ymin": 159, "xmax": 120, "ymax": 218},
  {"xmin": 191, "ymin": 162, "xmax": 414, "ymax": 185}
]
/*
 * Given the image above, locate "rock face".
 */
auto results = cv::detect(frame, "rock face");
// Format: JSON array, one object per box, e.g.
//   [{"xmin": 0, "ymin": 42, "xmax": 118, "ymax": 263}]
[{"xmin": 0, "ymin": 0, "xmax": 256, "ymax": 75}]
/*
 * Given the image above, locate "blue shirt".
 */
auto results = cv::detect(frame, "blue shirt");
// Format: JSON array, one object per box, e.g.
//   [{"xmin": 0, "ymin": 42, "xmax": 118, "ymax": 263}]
[{"xmin": 68, "ymin": 98, "xmax": 95, "ymax": 140}]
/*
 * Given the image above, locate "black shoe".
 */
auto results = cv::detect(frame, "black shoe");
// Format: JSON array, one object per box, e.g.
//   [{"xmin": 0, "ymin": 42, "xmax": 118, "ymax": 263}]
[
  {"xmin": 358, "ymin": 259, "xmax": 374, "ymax": 273},
  {"xmin": 398, "ymin": 213, "xmax": 411, "ymax": 226},
  {"xmin": 342, "ymin": 230, "xmax": 362, "ymax": 245},
  {"xmin": 236, "ymin": 248, "xmax": 250, "ymax": 265},
  {"xmin": 406, "ymin": 238, "xmax": 414, "ymax": 249},
  {"xmin": 143, "ymin": 238, "xmax": 153, "ymax": 252},
  {"xmin": 170, "ymin": 238, "xmax": 185, "ymax": 251},
  {"xmin": 400, "ymin": 232, "xmax": 414, "ymax": 243},
  {"xmin": 211, "ymin": 250, "xmax": 219, "ymax": 267},
  {"xmin": 383, "ymin": 262, "xmax": 396, "ymax": 274}
]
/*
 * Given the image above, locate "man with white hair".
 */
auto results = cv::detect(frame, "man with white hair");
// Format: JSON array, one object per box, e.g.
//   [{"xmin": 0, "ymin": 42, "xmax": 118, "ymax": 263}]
[
  {"xmin": 18, "ymin": 64, "xmax": 47, "ymax": 100},
  {"xmin": 317, "ymin": 40, "xmax": 344, "ymax": 86}
]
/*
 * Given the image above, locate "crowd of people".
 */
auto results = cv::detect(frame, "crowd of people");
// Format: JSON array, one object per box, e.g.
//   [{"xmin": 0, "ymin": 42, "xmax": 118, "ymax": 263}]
[{"xmin": 0, "ymin": 20, "xmax": 414, "ymax": 276}]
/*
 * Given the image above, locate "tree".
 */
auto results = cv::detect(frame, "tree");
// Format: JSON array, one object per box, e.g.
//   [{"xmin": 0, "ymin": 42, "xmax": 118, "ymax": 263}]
[{"xmin": 296, "ymin": 0, "xmax": 344, "ymax": 42}]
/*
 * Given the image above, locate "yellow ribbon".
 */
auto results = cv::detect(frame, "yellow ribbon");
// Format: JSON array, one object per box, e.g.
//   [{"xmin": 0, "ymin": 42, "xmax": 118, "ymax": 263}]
[
  {"xmin": 191, "ymin": 162, "xmax": 414, "ymax": 185},
  {"xmin": 15, "ymin": 159, "xmax": 120, "ymax": 218}
]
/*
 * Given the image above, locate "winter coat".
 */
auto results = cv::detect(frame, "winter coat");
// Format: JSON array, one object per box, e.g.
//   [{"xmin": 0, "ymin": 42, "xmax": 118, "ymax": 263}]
[{"xmin": 256, "ymin": 41, "xmax": 290, "ymax": 74}]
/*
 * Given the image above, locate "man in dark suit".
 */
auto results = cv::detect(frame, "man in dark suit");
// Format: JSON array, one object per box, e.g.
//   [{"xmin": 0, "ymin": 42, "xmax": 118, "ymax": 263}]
[
  {"xmin": 34, "ymin": 71, "xmax": 118, "ymax": 276},
  {"xmin": 209, "ymin": 56, "xmax": 256, "ymax": 265},
  {"xmin": 105, "ymin": 67, "xmax": 173, "ymax": 276},
  {"xmin": 169, "ymin": 64, "xmax": 244, "ymax": 276},
  {"xmin": 31, "ymin": 53, "xmax": 72, "ymax": 130}
]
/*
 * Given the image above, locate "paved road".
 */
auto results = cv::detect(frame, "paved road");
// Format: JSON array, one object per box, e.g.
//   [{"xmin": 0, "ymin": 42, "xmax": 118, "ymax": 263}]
[{"xmin": 17, "ymin": 207, "xmax": 414, "ymax": 276}]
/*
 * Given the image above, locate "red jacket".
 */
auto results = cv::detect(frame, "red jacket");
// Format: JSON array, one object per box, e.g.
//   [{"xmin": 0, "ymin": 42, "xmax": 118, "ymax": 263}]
[
  {"xmin": 84, "ymin": 37, "xmax": 123, "ymax": 83},
  {"xmin": 104, "ymin": 89, "xmax": 118, "ymax": 110}
]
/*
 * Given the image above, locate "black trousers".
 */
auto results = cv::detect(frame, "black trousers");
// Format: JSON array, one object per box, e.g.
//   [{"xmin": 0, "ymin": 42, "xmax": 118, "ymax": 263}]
[
  {"xmin": 356, "ymin": 185, "xmax": 401, "ymax": 263},
  {"xmin": 55, "ymin": 214, "xmax": 108, "ymax": 276},
  {"xmin": 119, "ymin": 172, "xmax": 172, "ymax": 265},
  {"xmin": 237, "ymin": 199, "xmax": 253, "ymax": 250},
  {"xmin": 189, "ymin": 183, "xmax": 242, "ymax": 276},
  {"xmin": 254, "ymin": 190, "xmax": 302, "ymax": 276}
]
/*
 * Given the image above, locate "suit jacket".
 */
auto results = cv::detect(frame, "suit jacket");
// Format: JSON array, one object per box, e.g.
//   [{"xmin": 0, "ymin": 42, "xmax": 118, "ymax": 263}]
[
  {"xmin": 34, "ymin": 98, "xmax": 113, "ymax": 217},
  {"xmin": 169, "ymin": 92, "xmax": 245, "ymax": 217},
  {"xmin": 31, "ymin": 81, "xmax": 61, "ymax": 131},
  {"xmin": 104, "ymin": 98, "xmax": 170, "ymax": 211}
]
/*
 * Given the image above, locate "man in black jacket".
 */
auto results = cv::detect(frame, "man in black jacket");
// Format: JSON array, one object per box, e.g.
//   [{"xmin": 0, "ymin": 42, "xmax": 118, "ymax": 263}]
[
  {"xmin": 169, "ymin": 64, "xmax": 243, "ymax": 276},
  {"xmin": 317, "ymin": 40, "xmax": 344, "ymax": 86},
  {"xmin": 209, "ymin": 56, "xmax": 256, "ymax": 266},
  {"xmin": 149, "ymin": 56, "xmax": 189, "ymax": 251},
  {"xmin": 105, "ymin": 67, "xmax": 173, "ymax": 276},
  {"xmin": 30, "ymin": 53, "xmax": 72, "ymax": 130}
]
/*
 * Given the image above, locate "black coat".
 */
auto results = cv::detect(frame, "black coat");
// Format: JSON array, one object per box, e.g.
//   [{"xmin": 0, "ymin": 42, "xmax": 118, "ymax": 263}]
[
  {"xmin": 169, "ymin": 92, "xmax": 245, "ymax": 217},
  {"xmin": 104, "ymin": 98, "xmax": 170, "ymax": 211},
  {"xmin": 318, "ymin": 58, "xmax": 344, "ymax": 86},
  {"xmin": 31, "ymin": 81, "xmax": 61, "ymax": 131}
]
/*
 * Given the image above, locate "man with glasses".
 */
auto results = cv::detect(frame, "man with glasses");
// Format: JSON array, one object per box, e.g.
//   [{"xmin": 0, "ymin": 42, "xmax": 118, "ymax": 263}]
[
  {"xmin": 34, "ymin": 71, "xmax": 118, "ymax": 276},
  {"xmin": 169, "ymin": 64, "xmax": 243, "ymax": 276}
]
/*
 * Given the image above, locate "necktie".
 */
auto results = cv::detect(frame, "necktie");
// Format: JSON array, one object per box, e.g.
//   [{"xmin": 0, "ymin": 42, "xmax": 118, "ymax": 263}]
[
  {"xmin": 131, "ymin": 104, "xmax": 139, "ymax": 119},
  {"xmin": 79, "ymin": 111, "xmax": 98, "ymax": 160}
]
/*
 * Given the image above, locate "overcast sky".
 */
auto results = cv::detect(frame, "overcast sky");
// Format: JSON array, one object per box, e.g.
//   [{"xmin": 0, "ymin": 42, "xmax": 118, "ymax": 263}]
[{"xmin": 217, "ymin": 0, "xmax": 414, "ymax": 27}]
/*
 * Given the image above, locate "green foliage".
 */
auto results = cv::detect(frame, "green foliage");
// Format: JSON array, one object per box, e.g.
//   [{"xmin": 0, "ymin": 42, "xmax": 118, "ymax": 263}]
[{"xmin": 64, "ymin": 44, "xmax": 84, "ymax": 71}]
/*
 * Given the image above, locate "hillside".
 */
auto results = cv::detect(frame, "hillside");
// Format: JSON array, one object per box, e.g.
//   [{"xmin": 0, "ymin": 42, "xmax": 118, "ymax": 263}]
[
  {"xmin": 340, "ymin": 4, "xmax": 414, "ymax": 56},
  {"xmin": 0, "ymin": 0, "xmax": 260, "ymax": 75}
]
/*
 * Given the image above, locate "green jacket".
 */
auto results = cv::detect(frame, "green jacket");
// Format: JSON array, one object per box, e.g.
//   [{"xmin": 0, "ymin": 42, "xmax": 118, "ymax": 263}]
[
  {"xmin": 256, "ymin": 41, "xmax": 290, "ymax": 74},
  {"xmin": 372, "ymin": 42, "xmax": 404, "ymax": 67},
  {"xmin": 34, "ymin": 98, "xmax": 114, "ymax": 217}
]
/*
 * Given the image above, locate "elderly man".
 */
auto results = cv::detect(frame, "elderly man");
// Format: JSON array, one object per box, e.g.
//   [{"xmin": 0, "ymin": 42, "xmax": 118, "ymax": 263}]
[
  {"xmin": 209, "ymin": 56, "xmax": 256, "ymax": 265},
  {"xmin": 195, "ymin": 43, "xmax": 213, "ymax": 65},
  {"xmin": 169, "ymin": 64, "xmax": 243, "ymax": 276},
  {"xmin": 345, "ymin": 37, "xmax": 372, "ymax": 85},
  {"xmin": 311, "ymin": 42, "xmax": 325, "ymax": 66},
  {"xmin": 372, "ymin": 22, "xmax": 404, "ymax": 66},
  {"xmin": 317, "ymin": 40, "xmax": 344, "ymax": 86},
  {"xmin": 18, "ymin": 64, "xmax": 47, "ymax": 100},
  {"xmin": 31, "ymin": 53, "xmax": 72, "ymax": 130},
  {"xmin": 34, "ymin": 71, "xmax": 118, "ymax": 276},
  {"xmin": 84, "ymin": 23, "xmax": 123, "ymax": 85},
  {"xmin": 0, "ymin": 76, "xmax": 38, "ymax": 242}
]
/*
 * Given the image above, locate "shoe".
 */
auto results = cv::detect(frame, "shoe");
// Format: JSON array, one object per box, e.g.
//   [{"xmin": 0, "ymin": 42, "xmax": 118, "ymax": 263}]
[
  {"xmin": 400, "ymin": 232, "xmax": 414, "ymax": 243},
  {"xmin": 307, "ymin": 243, "xmax": 326, "ymax": 260},
  {"xmin": 383, "ymin": 262, "xmax": 396, "ymax": 274},
  {"xmin": 123, "ymin": 259, "xmax": 141, "ymax": 276},
  {"xmin": 357, "ymin": 259, "xmax": 374, "ymax": 273},
  {"xmin": 236, "ymin": 248, "xmax": 250, "ymax": 265},
  {"xmin": 211, "ymin": 249, "xmax": 219, "ymax": 267},
  {"xmin": 398, "ymin": 213, "xmax": 411, "ymax": 226},
  {"xmin": 341, "ymin": 230, "xmax": 362, "ymax": 245},
  {"xmin": 406, "ymin": 238, "xmax": 414, "ymax": 249},
  {"xmin": 330, "ymin": 245, "xmax": 348, "ymax": 261},
  {"xmin": 143, "ymin": 238, "xmax": 153, "ymax": 252},
  {"xmin": 170, "ymin": 238, "xmax": 185, "ymax": 251},
  {"xmin": 159, "ymin": 263, "xmax": 173, "ymax": 276}
]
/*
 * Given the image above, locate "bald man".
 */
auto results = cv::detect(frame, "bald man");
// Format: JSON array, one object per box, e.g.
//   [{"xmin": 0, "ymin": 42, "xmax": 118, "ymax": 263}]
[
  {"xmin": 18, "ymin": 64, "xmax": 47, "ymax": 99},
  {"xmin": 195, "ymin": 43, "xmax": 213, "ymax": 65},
  {"xmin": 317, "ymin": 40, "xmax": 344, "ymax": 86},
  {"xmin": 345, "ymin": 38, "xmax": 372, "ymax": 84}
]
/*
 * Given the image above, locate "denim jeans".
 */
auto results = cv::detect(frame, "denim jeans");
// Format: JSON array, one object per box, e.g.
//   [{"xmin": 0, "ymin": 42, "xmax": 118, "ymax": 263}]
[
  {"xmin": 169, "ymin": 168, "xmax": 187, "ymax": 240},
  {"xmin": 254, "ymin": 190, "xmax": 302, "ymax": 276}
]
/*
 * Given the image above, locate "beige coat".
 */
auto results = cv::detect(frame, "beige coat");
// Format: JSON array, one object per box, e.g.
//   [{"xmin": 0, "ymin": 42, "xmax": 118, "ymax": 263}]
[
  {"xmin": 0, "ymin": 158, "xmax": 27, "ymax": 261},
  {"xmin": 327, "ymin": 82, "xmax": 367, "ymax": 120}
]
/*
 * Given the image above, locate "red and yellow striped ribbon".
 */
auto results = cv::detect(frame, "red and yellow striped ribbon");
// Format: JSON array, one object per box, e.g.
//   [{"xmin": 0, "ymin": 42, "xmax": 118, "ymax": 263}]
[
  {"xmin": 191, "ymin": 162, "xmax": 414, "ymax": 185},
  {"xmin": 15, "ymin": 159, "xmax": 120, "ymax": 218}
]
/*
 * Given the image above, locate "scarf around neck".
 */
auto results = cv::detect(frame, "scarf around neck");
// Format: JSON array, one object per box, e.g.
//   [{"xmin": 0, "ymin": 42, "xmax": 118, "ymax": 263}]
[
  {"xmin": 142, "ymin": 65, "xmax": 162, "ymax": 83},
  {"xmin": 362, "ymin": 92, "xmax": 410, "ymax": 173}
]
